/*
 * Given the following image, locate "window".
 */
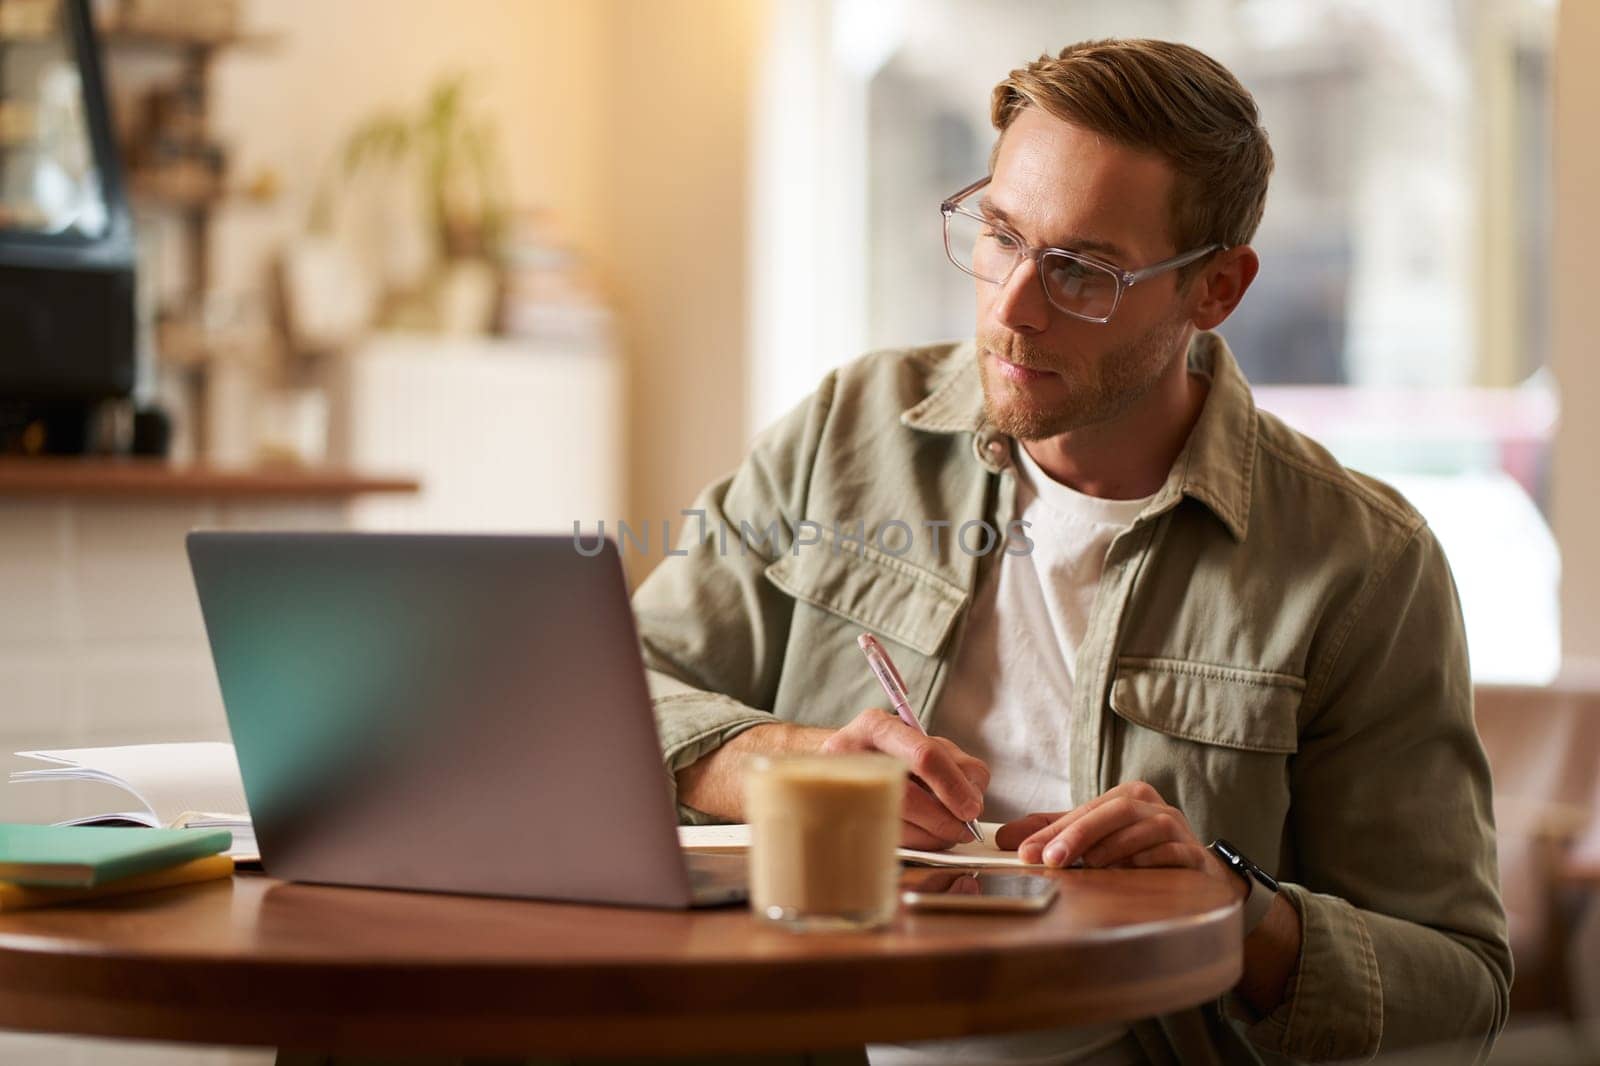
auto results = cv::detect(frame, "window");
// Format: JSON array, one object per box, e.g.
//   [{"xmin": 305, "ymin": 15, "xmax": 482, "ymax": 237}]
[{"xmin": 750, "ymin": 0, "xmax": 1559, "ymax": 682}]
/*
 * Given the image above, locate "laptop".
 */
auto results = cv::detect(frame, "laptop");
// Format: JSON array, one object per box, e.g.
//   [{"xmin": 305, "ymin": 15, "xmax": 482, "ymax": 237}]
[{"xmin": 185, "ymin": 532, "xmax": 747, "ymax": 909}]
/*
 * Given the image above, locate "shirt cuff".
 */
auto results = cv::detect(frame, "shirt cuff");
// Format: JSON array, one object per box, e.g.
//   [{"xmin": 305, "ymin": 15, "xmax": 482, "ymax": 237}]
[
  {"xmin": 1244, "ymin": 882, "xmax": 1383, "ymax": 1062},
  {"xmin": 650, "ymin": 691, "xmax": 777, "ymax": 824}
]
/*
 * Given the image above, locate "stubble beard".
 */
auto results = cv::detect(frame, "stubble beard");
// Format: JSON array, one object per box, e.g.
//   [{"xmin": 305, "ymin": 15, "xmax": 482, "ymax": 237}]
[{"xmin": 978, "ymin": 309, "xmax": 1192, "ymax": 442}]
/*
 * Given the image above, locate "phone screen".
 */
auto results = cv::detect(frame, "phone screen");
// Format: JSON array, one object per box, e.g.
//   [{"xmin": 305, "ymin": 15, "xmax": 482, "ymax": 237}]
[{"xmin": 899, "ymin": 868, "xmax": 1060, "ymax": 911}]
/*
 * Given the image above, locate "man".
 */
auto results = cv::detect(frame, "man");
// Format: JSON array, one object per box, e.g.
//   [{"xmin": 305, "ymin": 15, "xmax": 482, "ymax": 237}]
[{"xmin": 632, "ymin": 38, "xmax": 1510, "ymax": 1065}]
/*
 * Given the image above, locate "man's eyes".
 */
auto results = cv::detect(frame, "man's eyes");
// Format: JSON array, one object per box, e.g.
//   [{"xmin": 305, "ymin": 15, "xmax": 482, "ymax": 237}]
[
  {"xmin": 978, "ymin": 228, "xmax": 1108, "ymax": 272},
  {"xmin": 981, "ymin": 227, "xmax": 1021, "ymax": 250}
]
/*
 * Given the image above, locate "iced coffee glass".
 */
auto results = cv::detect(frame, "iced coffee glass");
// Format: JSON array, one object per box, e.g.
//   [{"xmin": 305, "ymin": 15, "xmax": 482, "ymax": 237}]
[{"xmin": 743, "ymin": 752, "xmax": 906, "ymax": 932}]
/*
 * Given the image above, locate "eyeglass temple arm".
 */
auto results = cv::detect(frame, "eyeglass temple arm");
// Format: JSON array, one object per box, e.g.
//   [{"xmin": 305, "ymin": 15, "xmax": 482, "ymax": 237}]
[
  {"xmin": 1124, "ymin": 243, "xmax": 1225, "ymax": 284},
  {"xmin": 941, "ymin": 175, "xmax": 992, "ymax": 211}
]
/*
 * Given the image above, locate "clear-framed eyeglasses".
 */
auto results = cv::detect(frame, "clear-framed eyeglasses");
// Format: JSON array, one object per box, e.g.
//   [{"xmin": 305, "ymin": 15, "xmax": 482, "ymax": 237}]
[{"xmin": 940, "ymin": 176, "xmax": 1223, "ymax": 324}]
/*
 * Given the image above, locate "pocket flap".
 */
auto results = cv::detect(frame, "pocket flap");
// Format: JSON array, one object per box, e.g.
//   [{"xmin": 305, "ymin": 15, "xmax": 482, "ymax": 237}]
[
  {"xmin": 764, "ymin": 530, "xmax": 967, "ymax": 657},
  {"xmin": 1109, "ymin": 657, "xmax": 1302, "ymax": 754}
]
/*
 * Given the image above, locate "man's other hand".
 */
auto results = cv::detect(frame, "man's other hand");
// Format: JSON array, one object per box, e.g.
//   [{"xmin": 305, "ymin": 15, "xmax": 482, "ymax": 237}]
[
  {"xmin": 995, "ymin": 780, "xmax": 1242, "ymax": 898},
  {"xmin": 820, "ymin": 708, "xmax": 989, "ymax": 851}
]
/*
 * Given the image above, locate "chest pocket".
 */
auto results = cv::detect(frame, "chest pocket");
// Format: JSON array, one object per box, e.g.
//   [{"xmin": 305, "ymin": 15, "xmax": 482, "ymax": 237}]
[
  {"xmin": 763, "ymin": 530, "xmax": 967, "ymax": 726},
  {"xmin": 1108, "ymin": 656, "xmax": 1302, "ymax": 862}
]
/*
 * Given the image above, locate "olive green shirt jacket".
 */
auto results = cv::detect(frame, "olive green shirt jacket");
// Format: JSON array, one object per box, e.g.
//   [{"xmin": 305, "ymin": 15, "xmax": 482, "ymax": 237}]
[{"xmin": 631, "ymin": 332, "xmax": 1512, "ymax": 1064}]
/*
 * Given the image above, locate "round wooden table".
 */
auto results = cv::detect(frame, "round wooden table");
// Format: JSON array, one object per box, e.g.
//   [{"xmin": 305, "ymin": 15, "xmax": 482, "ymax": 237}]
[{"xmin": 0, "ymin": 869, "xmax": 1240, "ymax": 1058}]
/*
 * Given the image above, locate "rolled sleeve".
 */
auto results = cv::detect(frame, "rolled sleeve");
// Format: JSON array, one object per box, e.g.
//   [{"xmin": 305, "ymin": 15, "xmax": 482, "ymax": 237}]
[
  {"xmin": 1245, "ymin": 884, "xmax": 1382, "ymax": 1061},
  {"xmin": 650, "ymin": 689, "xmax": 778, "ymax": 823}
]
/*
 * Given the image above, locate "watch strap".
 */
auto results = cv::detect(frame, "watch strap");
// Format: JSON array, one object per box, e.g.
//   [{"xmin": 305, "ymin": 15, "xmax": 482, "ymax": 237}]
[{"xmin": 1240, "ymin": 871, "xmax": 1274, "ymax": 935}]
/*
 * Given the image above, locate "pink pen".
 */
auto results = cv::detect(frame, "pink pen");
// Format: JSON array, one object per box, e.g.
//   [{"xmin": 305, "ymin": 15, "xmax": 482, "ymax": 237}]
[{"xmin": 857, "ymin": 632, "xmax": 984, "ymax": 843}]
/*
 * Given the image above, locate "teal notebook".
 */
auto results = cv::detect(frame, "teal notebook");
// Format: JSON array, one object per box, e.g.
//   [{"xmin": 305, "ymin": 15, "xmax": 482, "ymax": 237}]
[{"xmin": 0, "ymin": 824, "xmax": 233, "ymax": 887}]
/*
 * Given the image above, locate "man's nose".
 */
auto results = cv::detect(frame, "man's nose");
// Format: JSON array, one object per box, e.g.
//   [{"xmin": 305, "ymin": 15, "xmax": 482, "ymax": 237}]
[{"xmin": 988, "ymin": 256, "xmax": 1050, "ymax": 334}]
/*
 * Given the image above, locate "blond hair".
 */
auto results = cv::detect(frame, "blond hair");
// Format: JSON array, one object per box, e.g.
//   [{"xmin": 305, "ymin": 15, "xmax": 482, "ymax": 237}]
[{"xmin": 992, "ymin": 39, "xmax": 1273, "ymax": 271}]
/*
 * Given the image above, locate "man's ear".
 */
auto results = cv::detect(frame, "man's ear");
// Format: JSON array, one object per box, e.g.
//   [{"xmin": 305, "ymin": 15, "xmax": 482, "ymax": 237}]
[{"xmin": 1190, "ymin": 246, "xmax": 1260, "ymax": 330}]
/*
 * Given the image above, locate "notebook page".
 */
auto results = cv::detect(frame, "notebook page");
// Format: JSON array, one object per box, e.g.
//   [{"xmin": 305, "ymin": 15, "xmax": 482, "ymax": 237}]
[
  {"xmin": 677, "ymin": 824, "xmax": 752, "ymax": 851},
  {"xmin": 910, "ymin": 824, "xmax": 1036, "ymax": 868},
  {"xmin": 678, "ymin": 822, "xmax": 1041, "ymax": 868},
  {"xmin": 12, "ymin": 743, "xmax": 249, "ymax": 826}
]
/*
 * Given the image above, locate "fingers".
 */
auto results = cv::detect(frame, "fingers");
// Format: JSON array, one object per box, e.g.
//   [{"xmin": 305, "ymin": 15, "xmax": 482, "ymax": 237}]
[
  {"xmin": 995, "ymin": 813, "xmax": 1057, "ymax": 851},
  {"xmin": 895, "ymin": 733, "xmax": 986, "ymax": 822},
  {"xmin": 817, "ymin": 711, "xmax": 885, "ymax": 755},
  {"xmin": 1018, "ymin": 797, "xmax": 1143, "ymax": 864},
  {"xmin": 1078, "ymin": 813, "xmax": 1204, "ymax": 869},
  {"xmin": 1015, "ymin": 782, "xmax": 1163, "ymax": 855},
  {"xmin": 835, "ymin": 709, "xmax": 986, "ymax": 824},
  {"xmin": 1026, "ymin": 781, "xmax": 1163, "ymax": 839},
  {"xmin": 822, "ymin": 709, "xmax": 991, "ymax": 851},
  {"xmin": 900, "ymin": 780, "xmax": 973, "ymax": 849},
  {"xmin": 900, "ymin": 819, "xmax": 959, "ymax": 851},
  {"xmin": 949, "ymin": 745, "xmax": 991, "ymax": 794},
  {"xmin": 1014, "ymin": 782, "xmax": 1199, "ymax": 869}
]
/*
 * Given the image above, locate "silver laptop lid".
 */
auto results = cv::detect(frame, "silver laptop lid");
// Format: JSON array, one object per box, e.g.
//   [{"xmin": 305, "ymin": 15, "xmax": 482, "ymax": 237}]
[{"xmin": 186, "ymin": 532, "xmax": 697, "ymax": 908}]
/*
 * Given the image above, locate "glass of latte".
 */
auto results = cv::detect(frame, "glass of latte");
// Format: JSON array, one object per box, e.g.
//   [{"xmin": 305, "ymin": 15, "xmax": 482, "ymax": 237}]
[{"xmin": 743, "ymin": 752, "xmax": 906, "ymax": 932}]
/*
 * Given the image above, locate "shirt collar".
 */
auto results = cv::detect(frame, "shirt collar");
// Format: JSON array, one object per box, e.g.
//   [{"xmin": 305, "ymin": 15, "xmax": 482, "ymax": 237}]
[
  {"xmin": 900, "ymin": 331, "xmax": 1257, "ymax": 542},
  {"xmin": 898, "ymin": 339, "xmax": 988, "ymax": 434}
]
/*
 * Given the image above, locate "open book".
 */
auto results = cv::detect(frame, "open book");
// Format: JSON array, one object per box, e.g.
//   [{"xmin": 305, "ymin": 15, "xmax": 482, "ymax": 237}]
[
  {"xmin": 10, "ymin": 743, "xmax": 258, "ymax": 862},
  {"xmin": 678, "ymin": 822, "xmax": 1044, "ymax": 868}
]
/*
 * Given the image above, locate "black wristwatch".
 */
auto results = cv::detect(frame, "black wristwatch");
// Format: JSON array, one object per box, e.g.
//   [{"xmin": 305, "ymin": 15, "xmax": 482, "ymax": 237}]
[{"xmin": 1208, "ymin": 839, "xmax": 1280, "ymax": 936}]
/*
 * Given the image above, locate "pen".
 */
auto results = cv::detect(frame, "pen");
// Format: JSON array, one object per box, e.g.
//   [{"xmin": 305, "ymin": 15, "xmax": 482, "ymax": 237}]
[{"xmin": 856, "ymin": 632, "xmax": 985, "ymax": 843}]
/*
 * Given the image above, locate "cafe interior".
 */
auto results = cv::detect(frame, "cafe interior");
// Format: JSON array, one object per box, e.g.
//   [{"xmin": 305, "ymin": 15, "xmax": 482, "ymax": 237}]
[{"xmin": 0, "ymin": 0, "xmax": 1596, "ymax": 1063}]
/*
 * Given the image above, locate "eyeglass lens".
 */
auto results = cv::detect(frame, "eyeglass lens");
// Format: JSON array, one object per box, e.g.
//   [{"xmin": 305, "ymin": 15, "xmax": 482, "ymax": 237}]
[{"xmin": 945, "ymin": 210, "xmax": 1119, "ymax": 320}]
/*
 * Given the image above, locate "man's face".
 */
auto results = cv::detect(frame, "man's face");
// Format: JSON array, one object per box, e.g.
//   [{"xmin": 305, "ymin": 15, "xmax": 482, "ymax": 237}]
[{"xmin": 976, "ymin": 107, "xmax": 1196, "ymax": 441}]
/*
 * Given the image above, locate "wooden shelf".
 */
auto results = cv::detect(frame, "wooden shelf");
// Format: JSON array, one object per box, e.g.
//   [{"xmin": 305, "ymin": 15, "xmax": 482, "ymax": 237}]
[
  {"xmin": 0, "ymin": 458, "xmax": 419, "ymax": 500},
  {"xmin": 100, "ymin": 28, "xmax": 281, "ymax": 54},
  {"xmin": 128, "ymin": 176, "xmax": 273, "ymax": 213}
]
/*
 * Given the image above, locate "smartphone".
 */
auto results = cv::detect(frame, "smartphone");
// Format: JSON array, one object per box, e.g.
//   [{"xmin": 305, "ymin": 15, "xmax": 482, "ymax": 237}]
[{"xmin": 899, "ymin": 868, "xmax": 1060, "ymax": 912}]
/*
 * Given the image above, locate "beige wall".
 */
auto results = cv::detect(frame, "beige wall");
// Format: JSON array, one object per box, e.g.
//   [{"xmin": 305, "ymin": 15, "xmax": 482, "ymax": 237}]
[
  {"xmin": 213, "ymin": 0, "xmax": 609, "ymax": 296},
  {"xmin": 589, "ymin": 1, "xmax": 765, "ymax": 582},
  {"xmin": 209, "ymin": 1, "xmax": 764, "ymax": 582},
  {"xmin": 1552, "ymin": 0, "xmax": 1600, "ymax": 664}
]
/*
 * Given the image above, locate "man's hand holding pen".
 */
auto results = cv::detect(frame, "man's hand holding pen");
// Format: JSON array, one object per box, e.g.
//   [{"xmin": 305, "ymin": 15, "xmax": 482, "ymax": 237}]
[
  {"xmin": 672, "ymin": 631, "xmax": 989, "ymax": 851},
  {"xmin": 819, "ymin": 707, "xmax": 990, "ymax": 851}
]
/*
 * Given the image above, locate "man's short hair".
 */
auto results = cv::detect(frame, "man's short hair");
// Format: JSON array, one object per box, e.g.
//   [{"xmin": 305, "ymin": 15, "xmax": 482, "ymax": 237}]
[{"xmin": 991, "ymin": 39, "xmax": 1274, "ymax": 273}]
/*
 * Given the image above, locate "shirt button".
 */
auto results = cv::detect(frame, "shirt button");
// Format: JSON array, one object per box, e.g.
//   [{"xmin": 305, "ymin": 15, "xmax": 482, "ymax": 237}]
[{"xmin": 985, "ymin": 439, "xmax": 1008, "ymax": 465}]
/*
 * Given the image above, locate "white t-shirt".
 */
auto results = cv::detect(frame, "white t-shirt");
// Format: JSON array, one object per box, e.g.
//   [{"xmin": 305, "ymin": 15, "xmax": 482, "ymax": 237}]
[
  {"xmin": 939, "ymin": 439, "xmax": 1154, "ymax": 821},
  {"xmin": 866, "ymin": 439, "xmax": 1156, "ymax": 1066}
]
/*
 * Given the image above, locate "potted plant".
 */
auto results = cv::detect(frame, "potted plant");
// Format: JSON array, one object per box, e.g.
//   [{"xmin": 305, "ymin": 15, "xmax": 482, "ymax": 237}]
[{"xmin": 310, "ymin": 76, "xmax": 507, "ymax": 335}]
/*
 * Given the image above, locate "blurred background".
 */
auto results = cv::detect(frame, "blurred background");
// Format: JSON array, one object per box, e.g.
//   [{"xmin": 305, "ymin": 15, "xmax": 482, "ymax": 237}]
[{"xmin": 1, "ymin": 0, "xmax": 1598, "ymax": 1061}]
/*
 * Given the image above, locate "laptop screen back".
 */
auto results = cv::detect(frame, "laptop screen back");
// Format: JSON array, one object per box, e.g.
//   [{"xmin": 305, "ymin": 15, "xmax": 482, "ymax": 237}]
[{"xmin": 187, "ymin": 532, "xmax": 695, "ymax": 908}]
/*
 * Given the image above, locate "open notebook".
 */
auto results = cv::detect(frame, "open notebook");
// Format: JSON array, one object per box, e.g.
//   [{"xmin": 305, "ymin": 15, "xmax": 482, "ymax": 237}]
[
  {"xmin": 10, "ymin": 743, "xmax": 258, "ymax": 861},
  {"xmin": 679, "ymin": 822, "xmax": 1045, "ymax": 868}
]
